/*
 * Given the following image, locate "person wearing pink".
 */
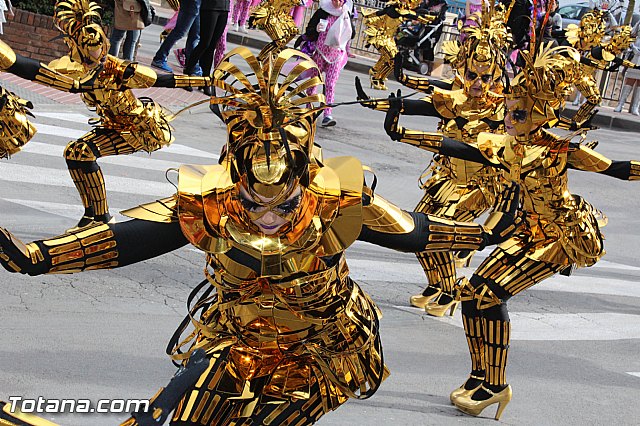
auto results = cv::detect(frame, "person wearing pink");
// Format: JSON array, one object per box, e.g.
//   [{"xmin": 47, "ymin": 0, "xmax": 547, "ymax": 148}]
[
  {"xmin": 231, "ymin": 0, "xmax": 251, "ymax": 32},
  {"xmin": 290, "ymin": 0, "xmax": 309, "ymax": 28},
  {"xmin": 302, "ymin": 0, "xmax": 354, "ymax": 127}
]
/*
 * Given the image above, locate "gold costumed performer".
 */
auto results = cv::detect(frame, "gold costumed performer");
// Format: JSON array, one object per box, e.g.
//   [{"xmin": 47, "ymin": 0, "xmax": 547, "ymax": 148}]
[
  {"xmin": 356, "ymin": 8, "xmax": 511, "ymax": 316},
  {"xmin": 383, "ymin": 42, "xmax": 640, "ymax": 420},
  {"xmin": 362, "ymin": 0, "xmax": 435, "ymax": 90},
  {"xmin": 50, "ymin": 0, "xmax": 211, "ymax": 229},
  {"xmin": 561, "ymin": 10, "xmax": 639, "ymax": 129},
  {"xmin": 0, "ymin": 46, "xmax": 521, "ymax": 426}
]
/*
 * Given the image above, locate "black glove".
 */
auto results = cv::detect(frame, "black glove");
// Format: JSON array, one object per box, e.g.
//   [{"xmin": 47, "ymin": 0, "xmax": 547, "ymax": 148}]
[
  {"xmin": 481, "ymin": 181, "xmax": 522, "ymax": 247},
  {"xmin": 69, "ymin": 64, "xmax": 106, "ymax": 93},
  {"xmin": 384, "ymin": 90, "xmax": 404, "ymax": 141},
  {"xmin": 394, "ymin": 52, "xmax": 405, "ymax": 81},
  {"xmin": 355, "ymin": 76, "xmax": 388, "ymax": 110},
  {"xmin": 0, "ymin": 228, "xmax": 46, "ymax": 276}
]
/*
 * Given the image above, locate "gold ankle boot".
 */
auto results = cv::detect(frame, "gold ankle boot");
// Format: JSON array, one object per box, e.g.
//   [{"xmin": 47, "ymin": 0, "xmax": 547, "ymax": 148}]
[
  {"xmin": 409, "ymin": 287, "xmax": 441, "ymax": 308},
  {"xmin": 454, "ymin": 384, "xmax": 512, "ymax": 420},
  {"xmin": 425, "ymin": 293, "xmax": 459, "ymax": 317},
  {"xmin": 449, "ymin": 374, "xmax": 485, "ymax": 404}
]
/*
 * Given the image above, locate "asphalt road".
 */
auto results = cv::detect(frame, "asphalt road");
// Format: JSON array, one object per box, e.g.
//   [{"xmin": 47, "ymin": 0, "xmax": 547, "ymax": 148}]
[{"xmin": 0, "ymin": 30, "xmax": 639, "ymax": 426}]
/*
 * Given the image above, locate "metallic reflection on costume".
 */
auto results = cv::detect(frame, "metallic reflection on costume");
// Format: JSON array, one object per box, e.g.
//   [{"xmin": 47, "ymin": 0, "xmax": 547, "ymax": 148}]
[
  {"xmin": 250, "ymin": 0, "xmax": 302, "ymax": 60},
  {"xmin": 0, "ymin": 46, "xmax": 520, "ymax": 425},
  {"xmin": 384, "ymin": 42, "xmax": 640, "ymax": 420},
  {"xmin": 357, "ymin": 8, "xmax": 510, "ymax": 317},
  {"xmin": 362, "ymin": 0, "xmax": 435, "ymax": 90},
  {"xmin": 51, "ymin": 0, "xmax": 210, "ymax": 229}
]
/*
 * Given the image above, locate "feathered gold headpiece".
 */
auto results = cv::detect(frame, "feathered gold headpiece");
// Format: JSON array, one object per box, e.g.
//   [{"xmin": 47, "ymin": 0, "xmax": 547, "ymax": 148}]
[{"xmin": 506, "ymin": 43, "xmax": 581, "ymax": 129}]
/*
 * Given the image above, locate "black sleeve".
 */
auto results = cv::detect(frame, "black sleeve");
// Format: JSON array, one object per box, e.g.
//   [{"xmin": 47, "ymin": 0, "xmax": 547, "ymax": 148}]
[
  {"xmin": 597, "ymin": 160, "xmax": 633, "ymax": 180},
  {"xmin": 302, "ymin": 9, "xmax": 328, "ymax": 42},
  {"xmin": 402, "ymin": 98, "xmax": 442, "ymax": 117},
  {"xmin": 439, "ymin": 137, "xmax": 506, "ymax": 169},
  {"xmin": 153, "ymin": 73, "xmax": 179, "ymax": 88},
  {"xmin": 112, "ymin": 219, "xmax": 189, "ymax": 267},
  {"xmin": 6, "ymin": 54, "xmax": 45, "ymax": 81}
]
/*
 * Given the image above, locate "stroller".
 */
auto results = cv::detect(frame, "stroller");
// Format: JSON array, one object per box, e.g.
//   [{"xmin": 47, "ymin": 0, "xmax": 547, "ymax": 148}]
[{"xmin": 396, "ymin": 0, "xmax": 448, "ymax": 75}]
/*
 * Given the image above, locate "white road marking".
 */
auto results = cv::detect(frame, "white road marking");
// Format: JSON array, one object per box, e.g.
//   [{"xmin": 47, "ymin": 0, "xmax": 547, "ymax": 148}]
[
  {"xmin": 3, "ymin": 199, "xmax": 128, "ymax": 221},
  {"xmin": 35, "ymin": 112, "xmax": 93, "ymax": 124},
  {"xmin": 627, "ymin": 372, "xmax": 640, "ymax": 378},
  {"xmin": 0, "ymin": 163, "xmax": 173, "ymax": 197},
  {"xmin": 35, "ymin": 123, "xmax": 87, "ymax": 139}
]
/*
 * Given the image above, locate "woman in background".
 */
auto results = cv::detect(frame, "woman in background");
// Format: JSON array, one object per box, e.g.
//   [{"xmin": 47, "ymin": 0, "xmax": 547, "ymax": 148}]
[{"xmin": 110, "ymin": 0, "xmax": 145, "ymax": 61}]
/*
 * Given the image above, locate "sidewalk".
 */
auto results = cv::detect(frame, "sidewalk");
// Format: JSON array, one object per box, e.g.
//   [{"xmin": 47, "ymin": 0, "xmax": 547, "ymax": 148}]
[{"xmin": 1, "ymin": 8, "xmax": 639, "ymax": 132}]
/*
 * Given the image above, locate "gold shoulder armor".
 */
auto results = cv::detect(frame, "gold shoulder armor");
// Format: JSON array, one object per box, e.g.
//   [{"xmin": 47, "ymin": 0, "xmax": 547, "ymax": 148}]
[
  {"xmin": 568, "ymin": 144, "xmax": 612, "ymax": 172},
  {"xmin": 362, "ymin": 192, "xmax": 415, "ymax": 234},
  {"xmin": 121, "ymin": 196, "xmax": 178, "ymax": 223},
  {"xmin": 314, "ymin": 157, "xmax": 364, "ymax": 254},
  {"xmin": 432, "ymin": 88, "xmax": 466, "ymax": 118},
  {"xmin": 0, "ymin": 39, "xmax": 17, "ymax": 70}
]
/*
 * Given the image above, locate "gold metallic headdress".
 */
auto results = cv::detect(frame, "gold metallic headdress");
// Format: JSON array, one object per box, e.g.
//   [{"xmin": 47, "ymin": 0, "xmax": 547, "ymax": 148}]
[
  {"xmin": 0, "ymin": 87, "xmax": 36, "ymax": 158},
  {"xmin": 602, "ymin": 25, "xmax": 634, "ymax": 59},
  {"xmin": 506, "ymin": 43, "xmax": 581, "ymax": 132},
  {"xmin": 54, "ymin": 0, "xmax": 109, "ymax": 66},
  {"xmin": 443, "ymin": 5, "xmax": 512, "ymax": 90},
  {"xmin": 210, "ymin": 47, "xmax": 325, "ymax": 204}
]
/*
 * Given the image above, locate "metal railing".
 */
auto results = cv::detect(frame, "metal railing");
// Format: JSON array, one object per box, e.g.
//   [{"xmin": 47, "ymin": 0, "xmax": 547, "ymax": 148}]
[{"xmin": 300, "ymin": 1, "xmax": 460, "ymax": 60}]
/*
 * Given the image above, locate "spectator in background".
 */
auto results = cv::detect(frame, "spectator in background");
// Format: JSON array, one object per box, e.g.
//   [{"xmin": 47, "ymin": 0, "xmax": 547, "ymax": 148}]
[
  {"xmin": 543, "ymin": 0, "xmax": 563, "ymax": 46},
  {"xmin": 110, "ymin": 0, "xmax": 145, "ymax": 61},
  {"xmin": 615, "ymin": 21, "xmax": 640, "ymax": 115},
  {"xmin": 0, "ymin": 0, "xmax": 14, "ymax": 34},
  {"xmin": 303, "ymin": 0, "xmax": 355, "ymax": 127},
  {"xmin": 291, "ymin": 0, "xmax": 310, "ymax": 28},
  {"xmin": 184, "ymin": 0, "xmax": 230, "ymax": 96},
  {"xmin": 151, "ymin": 0, "xmax": 202, "ymax": 74},
  {"xmin": 231, "ymin": 0, "xmax": 251, "ymax": 33}
]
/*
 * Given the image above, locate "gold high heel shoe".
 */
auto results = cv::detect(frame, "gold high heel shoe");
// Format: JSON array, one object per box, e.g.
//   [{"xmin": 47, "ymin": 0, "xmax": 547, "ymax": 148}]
[
  {"xmin": 425, "ymin": 293, "xmax": 459, "ymax": 317},
  {"xmin": 409, "ymin": 286, "xmax": 441, "ymax": 309},
  {"xmin": 454, "ymin": 250, "xmax": 475, "ymax": 268},
  {"xmin": 454, "ymin": 385, "xmax": 512, "ymax": 420},
  {"xmin": 449, "ymin": 374, "xmax": 484, "ymax": 404}
]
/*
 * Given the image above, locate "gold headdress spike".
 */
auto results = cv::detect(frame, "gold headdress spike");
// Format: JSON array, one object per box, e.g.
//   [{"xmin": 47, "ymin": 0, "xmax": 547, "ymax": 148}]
[
  {"xmin": 506, "ymin": 42, "xmax": 581, "ymax": 132},
  {"xmin": 54, "ymin": 0, "xmax": 109, "ymax": 66},
  {"xmin": 0, "ymin": 86, "xmax": 36, "ymax": 159},
  {"xmin": 210, "ymin": 47, "xmax": 325, "ymax": 203}
]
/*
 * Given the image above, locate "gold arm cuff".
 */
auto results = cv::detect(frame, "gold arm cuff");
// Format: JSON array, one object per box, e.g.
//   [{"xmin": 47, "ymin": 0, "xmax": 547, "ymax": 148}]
[
  {"xmin": 41, "ymin": 223, "xmax": 118, "ymax": 273},
  {"xmin": 630, "ymin": 160, "xmax": 640, "ymax": 180},
  {"xmin": 33, "ymin": 65, "xmax": 77, "ymax": 92},
  {"xmin": 121, "ymin": 196, "xmax": 179, "ymax": 223},
  {"xmin": 126, "ymin": 64, "xmax": 158, "ymax": 88},
  {"xmin": 398, "ymin": 129, "xmax": 443, "ymax": 152},
  {"xmin": 173, "ymin": 75, "xmax": 210, "ymax": 88},
  {"xmin": 0, "ymin": 39, "xmax": 17, "ymax": 70},
  {"xmin": 362, "ymin": 193, "xmax": 415, "ymax": 233},
  {"xmin": 424, "ymin": 215, "xmax": 484, "ymax": 251},
  {"xmin": 399, "ymin": 74, "xmax": 431, "ymax": 92}
]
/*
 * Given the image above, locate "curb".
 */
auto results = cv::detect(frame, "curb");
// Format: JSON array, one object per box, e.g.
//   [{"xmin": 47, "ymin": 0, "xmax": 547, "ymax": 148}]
[{"xmin": 563, "ymin": 105, "xmax": 640, "ymax": 133}]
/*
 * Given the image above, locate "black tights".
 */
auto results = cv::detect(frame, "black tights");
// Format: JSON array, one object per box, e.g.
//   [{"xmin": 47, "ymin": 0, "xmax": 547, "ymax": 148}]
[{"xmin": 185, "ymin": 10, "xmax": 228, "ymax": 77}]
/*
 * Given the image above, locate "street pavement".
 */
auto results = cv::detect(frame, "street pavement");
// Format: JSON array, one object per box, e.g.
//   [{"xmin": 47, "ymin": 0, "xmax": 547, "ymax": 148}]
[{"xmin": 0, "ymin": 19, "xmax": 639, "ymax": 426}]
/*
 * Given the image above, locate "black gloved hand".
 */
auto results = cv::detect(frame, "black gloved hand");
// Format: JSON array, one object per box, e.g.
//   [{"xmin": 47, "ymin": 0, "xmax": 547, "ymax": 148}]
[
  {"xmin": 384, "ymin": 90, "xmax": 404, "ymax": 141},
  {"xmin": 0, "ymin": 228, "xmax": 45, "ymax": 276}
]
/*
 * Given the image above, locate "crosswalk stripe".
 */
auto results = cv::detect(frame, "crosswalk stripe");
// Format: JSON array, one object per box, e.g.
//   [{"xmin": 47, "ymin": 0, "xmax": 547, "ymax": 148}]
[
  {"xmin": 3, "ymin": 199, "xmax": 128, "ymax": 222},
  {"xmin": 20, "ymin": 142, "xmax": 211, "ymax": 171},
  {"xmin": 347, "ymin": 258, "xmax": 640, "ymax": 298},
  {"xmin": 35, "ymin": 112, "xmax": 93, "ymax": 124},
  {"xmin": 628, "ymin": 372, "xmax": 640, "ymax": 378},
  {"xmin": 392, "ymin": 306, "xmax": 640, "ymax": 341},
  {"xmin": 0, "ymin": 163, "xmax": 173, "ymax": 197}
]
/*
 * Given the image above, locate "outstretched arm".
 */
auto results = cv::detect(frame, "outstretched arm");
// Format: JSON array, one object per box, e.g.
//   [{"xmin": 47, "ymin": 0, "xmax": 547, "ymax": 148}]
[
  {"xmin": 0, "ymin": 219, "xmax": 188, "ymax": 276},
  {"xmin": 1, "ymin": 39, "xmax": 80, "ymax": 92},
  {"xmin": 393, "ymin": 53, "xmax": 453, "ymax": 92},
  {"xmin": 355, "ymin": 77, "xmax": 441, "ymax": 116},
  {"xmin": 358, "ymin": 181, "xmax": 521, "ymax": 252},
  {"xmin": 568, "ymin": 143, "xmax": 640, "ymax": 180},
  {"xmin": 122, "ymin": 62, "xmax": 211, "ymax": 90},
  {"xmin": 383, "ymin": 90, "xmax": 506, "ymax": 168}
]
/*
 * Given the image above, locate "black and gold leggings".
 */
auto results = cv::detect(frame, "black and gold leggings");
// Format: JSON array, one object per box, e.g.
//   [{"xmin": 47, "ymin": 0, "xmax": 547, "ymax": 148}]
[
  {"xmin": 458, "ymin": 245, "xmax": 564, "ymax": 386},
  {"xmin": 64, "ymin": 128, "xmax": 137, "ymax": 221}
]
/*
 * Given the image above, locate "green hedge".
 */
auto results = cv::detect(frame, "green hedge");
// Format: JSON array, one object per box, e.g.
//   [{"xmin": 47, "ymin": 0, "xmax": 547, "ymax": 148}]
[{"xmin": 12, "ymin": 1, "xmax": 114, "ymax": 26}]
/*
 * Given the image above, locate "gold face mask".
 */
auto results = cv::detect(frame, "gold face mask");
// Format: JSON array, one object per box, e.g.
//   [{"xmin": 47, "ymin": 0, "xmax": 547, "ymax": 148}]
[{"xmin": 463, "ymin": 56, "xmax": 500, "ymax": 97}]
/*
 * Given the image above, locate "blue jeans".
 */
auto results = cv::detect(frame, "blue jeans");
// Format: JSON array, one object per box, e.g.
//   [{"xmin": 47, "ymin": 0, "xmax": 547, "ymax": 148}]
[
  {"xmin": 153, "ymin": 0, "xmax": 201, "ymax": 62},
  {"xmin": 109, "ymin": 29, "xmax": 141, "ymax": 61}
]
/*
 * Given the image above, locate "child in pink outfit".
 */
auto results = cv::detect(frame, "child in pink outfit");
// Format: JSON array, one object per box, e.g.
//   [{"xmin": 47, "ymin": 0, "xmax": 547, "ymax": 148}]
[
  {"xmin": 302, "ymin": 0, "xmax": 354, "ymax": 127},
  {"xmin": 232, "ymin": 0, "xmax": 253, "ymax": 32}
]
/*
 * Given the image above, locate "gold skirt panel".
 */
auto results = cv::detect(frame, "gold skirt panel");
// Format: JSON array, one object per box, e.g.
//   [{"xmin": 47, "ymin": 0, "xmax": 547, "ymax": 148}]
[
  {"xmin": 493, "ymin": 195, "xmax": 604, "ymax": 268},
  {"xmin": 170, "ymin": 271, "xmax": 388, "ymax": 413}
]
